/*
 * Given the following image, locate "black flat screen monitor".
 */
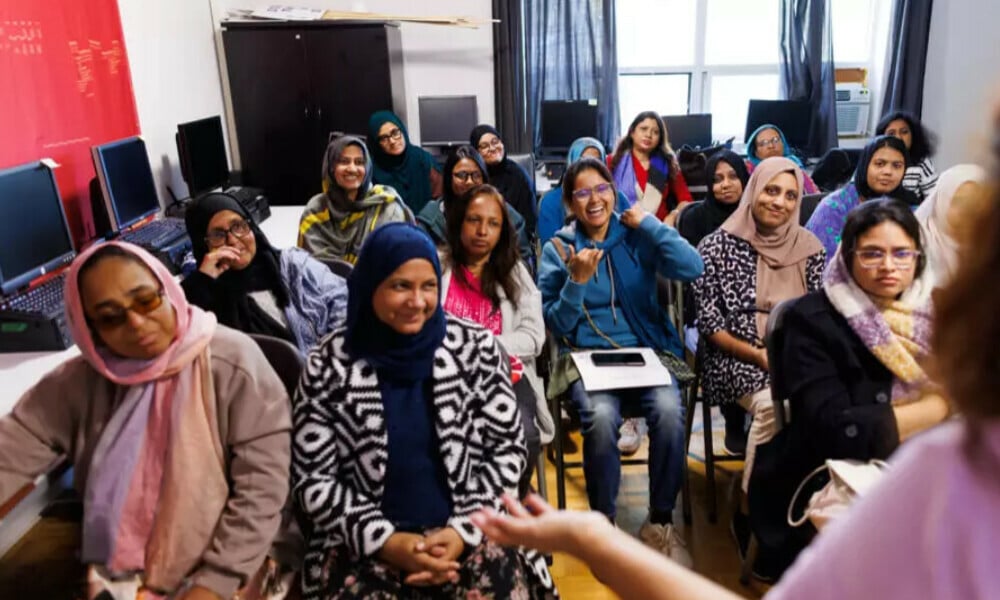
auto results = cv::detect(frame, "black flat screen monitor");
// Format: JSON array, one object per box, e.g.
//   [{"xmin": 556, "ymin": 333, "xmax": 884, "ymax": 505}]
[
  {"xmin": 540, "ymin": 100, "xmax": 599, "ymax": 151},
  {"xmin": 91, "ymin": 137, "xmax": 160, "ymax": 231},
  {"xmin": 418, "ymin": 96, "xmax": 479, "ymax": 146},
  {"xmin": 177, "ymin": 116, "xmax": 229, "ymax": 195},
  {"xmin": 0, "ymin": 161, "xmax": 75, "ymax": 295},
  {"xmin": 663, "ymin": 114, "xmax": 713, "ymax": 149},
  {"xmin": 744, "ymin": 99, "xmax": 813, "ymax": 154}
]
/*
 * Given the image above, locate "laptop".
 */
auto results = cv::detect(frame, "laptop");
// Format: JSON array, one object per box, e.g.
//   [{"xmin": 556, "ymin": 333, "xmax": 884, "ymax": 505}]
[
  {"xmin": 0, "ymin": 161, "xmax": 76, "ymax": 351},
  {"xmin": 91, "ymin": 136, "xmax": 191, "ymax": 271}
]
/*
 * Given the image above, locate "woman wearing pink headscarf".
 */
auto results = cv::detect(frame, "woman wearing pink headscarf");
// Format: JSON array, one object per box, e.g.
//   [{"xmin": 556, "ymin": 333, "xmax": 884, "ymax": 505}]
[{"xmin": 0, "ymin": 242, "xmax": 291, "ymax": 600}]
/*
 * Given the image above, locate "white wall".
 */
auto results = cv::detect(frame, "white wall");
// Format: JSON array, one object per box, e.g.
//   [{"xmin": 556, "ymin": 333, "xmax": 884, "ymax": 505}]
[
  {"xmin": 209, "ymin": 0, "xmax": 496, "ymax": 147},
  {"xmin": 922, "ymin": 0, "xmax": 1000, "ymax": 170}
]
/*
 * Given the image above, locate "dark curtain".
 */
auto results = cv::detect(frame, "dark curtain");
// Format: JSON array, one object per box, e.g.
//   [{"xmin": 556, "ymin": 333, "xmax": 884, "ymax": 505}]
[
  {"xmin": 881, "ymin": 0, "xmax": 934, "ymax": 117},
  {"xmin": 779, "ymin": 0, "xmax": 838, "ymax": 156},
  {"xmin": 493, "ymin": 0, "xmax": 620, "ymax": 153},
  {"xmin": 492, "ymin": 0, "xmax": 532, "ymax": 153}
]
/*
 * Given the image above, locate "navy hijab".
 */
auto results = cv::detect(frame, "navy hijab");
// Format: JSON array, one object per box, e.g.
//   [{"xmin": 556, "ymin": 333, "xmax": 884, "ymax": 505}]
[{"xmin": 345, "ymin": 222, "xmax": 447, "ymax": 381}]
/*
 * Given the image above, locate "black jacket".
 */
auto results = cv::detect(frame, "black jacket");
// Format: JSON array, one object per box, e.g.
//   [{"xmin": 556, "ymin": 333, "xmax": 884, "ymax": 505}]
[{"xmin": 748, "ymin": 290, "xmax": 901, "ymax": 573}]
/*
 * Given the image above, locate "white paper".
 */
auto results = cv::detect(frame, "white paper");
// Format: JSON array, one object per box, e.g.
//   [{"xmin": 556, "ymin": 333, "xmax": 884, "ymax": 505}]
[
  {"xmin": 250, "ymin": 5, "xmax": 326, "ymax": 21},
  {"xmin": 570, "ymin": 348, "xmax": 672, "ymax": 392}
]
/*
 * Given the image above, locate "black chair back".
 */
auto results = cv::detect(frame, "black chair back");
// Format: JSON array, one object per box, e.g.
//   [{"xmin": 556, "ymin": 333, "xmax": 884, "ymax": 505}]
[
  {"xmin": 764, "ymin": 298, "xmax": 797, "ymax": 429},
  {"xmin": 250, "ymin": 333, "xmax": 304, "ymax": 398},
  {"xmin": 799, "ymin": 193, "xmax": 825, "ymax": 226},
  {"xmin": 320, "ymin": 257, "xmax": 354, "ymax": 279}
]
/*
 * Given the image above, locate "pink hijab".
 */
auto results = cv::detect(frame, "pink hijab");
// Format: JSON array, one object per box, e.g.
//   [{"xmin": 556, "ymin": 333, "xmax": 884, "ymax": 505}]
[
  {"xmin": 65, "ymin": 242, "xmax": 228, "ymax": 593},
  {"xmin": 721, "ymin": 157, "xmax": 825, "ymax": 334}
]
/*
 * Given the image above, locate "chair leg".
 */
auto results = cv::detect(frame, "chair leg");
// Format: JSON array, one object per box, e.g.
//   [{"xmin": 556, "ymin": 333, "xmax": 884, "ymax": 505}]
[
  {"xmin": 682, "ymin": 384, "xmax": 696, "ymax": 525},
  {"xmin": 553, "ymin": 399, "xmax": 567, "ymax": 510},
  {"xmin": 535, "ymin": 447, "xmax": 548, "ymax": 502},
  {"xmin": 702, "ymin": 398, "xmax": 717, "ymax": 524},
  {"xmin": 740, "ymin": 533, "xmax": 759, "ymax": 586}
]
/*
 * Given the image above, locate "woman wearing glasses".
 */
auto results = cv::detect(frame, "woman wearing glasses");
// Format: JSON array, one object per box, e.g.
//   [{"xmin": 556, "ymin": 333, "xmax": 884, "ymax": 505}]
[
  {"xmin": 182, "ymin": 193, "xmax": 348, "ymax": 356},
  {"xmin": 470, "ymin": 125, "xmax": 538, "ymax": 237},
  {"xmin": 416, "ymin": 145, "xmax": 533, "ymax": 259},
  {"xmin": 692, "ymin": 157, "xmax": 825, "ymax": 475},
  {"xmin": 299, "ymin": 135, "xmax": 414, "ymax": 264},
  {"xmin": 0, "ymin": 242, "xmax": 291, "ymax": 600},
  {"xmin": 367, "ymin": 110, "xmax": 443, "ymax": 215},
  {"xmin": 537, "ymin": 157, "xmax": 703, "ymax": 566},
  {"xmin": 748, "ymin": 198, "xmax": 945, "ymax": 579},
  {"xmin": 744, "ymin": 124, "xmax": 820, "ymax": 194}
]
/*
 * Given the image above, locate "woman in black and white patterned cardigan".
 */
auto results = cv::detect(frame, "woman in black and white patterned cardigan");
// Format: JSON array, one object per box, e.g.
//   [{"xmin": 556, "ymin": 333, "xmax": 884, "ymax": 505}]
[{"xmin": 291, "ymin": 222, "xmax": 555, "ymax": 599}]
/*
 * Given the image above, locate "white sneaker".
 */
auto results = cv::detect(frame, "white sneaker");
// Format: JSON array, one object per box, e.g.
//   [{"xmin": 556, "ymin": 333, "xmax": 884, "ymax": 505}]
[
  {"xmin": 618, "ymin": 418, "xmax": 642, "ymax": 455},
  {"xmin": 639, "ymin": 519, "xmax": 694, "ymax": 569}
]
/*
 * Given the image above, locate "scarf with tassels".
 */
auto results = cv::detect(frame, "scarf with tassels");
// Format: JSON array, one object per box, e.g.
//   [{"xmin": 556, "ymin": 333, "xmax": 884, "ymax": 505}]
[
  {"xmin": 64, "ymin": 242, "xmax": 227, "ymax": 595},
  {"xmin": 822, "ymin": 246, "xmax": 934, "ymax": 403}
]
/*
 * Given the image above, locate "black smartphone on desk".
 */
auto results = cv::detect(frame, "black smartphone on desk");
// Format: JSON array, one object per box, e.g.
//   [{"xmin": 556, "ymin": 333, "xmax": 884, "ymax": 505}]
[{"xmin": 591, "ymin": 351, "xmax": 646, "ymax": 367}]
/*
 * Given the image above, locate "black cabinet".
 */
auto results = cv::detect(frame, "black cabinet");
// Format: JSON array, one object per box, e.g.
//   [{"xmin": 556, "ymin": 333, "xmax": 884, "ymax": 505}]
[{"xmin": 222, "ymin": 22, "xmax": 406, "ymax": 205}]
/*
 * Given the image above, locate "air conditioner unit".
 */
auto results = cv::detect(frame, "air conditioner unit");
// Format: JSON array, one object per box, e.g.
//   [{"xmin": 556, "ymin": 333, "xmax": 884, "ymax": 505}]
[{"xmin": 836, "ymin": 83, "xmax": 871, "ymax": 136}]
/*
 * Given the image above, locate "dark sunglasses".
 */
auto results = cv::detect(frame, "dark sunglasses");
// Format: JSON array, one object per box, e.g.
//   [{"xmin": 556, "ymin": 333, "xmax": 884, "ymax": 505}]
[{"xmin": 89, "ymin": 290, "xmax": 165, "ymax": 330}]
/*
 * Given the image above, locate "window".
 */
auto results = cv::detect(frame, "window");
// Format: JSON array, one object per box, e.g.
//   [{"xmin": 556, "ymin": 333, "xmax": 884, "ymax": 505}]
[{"xmin": 617, "ymin": 0, "xmax": 889, "ymax": 144}]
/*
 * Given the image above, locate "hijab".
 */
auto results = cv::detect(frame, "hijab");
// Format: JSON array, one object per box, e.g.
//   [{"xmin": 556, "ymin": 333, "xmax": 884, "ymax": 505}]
[
  {"xmin": 567, "ymin": 136, "xmax": 606, "ymax": 166},
  {"xmin": 367, "ymin": 110, "xmax": 439, "ymax": 214},
  {"xmin": 854, "ymin": 135, "xmax": 917, "ymax": 204},
  {"xmin": 721, "ymin": 157, "xmax": 825, "ymax": 334},
  {"xmin": 470, "ymin": 124, "xmax": 537, "ymax": 231},
  {"xmin": 184, "ymin": 193, "xmax": 294, "ymax": 342},
  {"xmin": 914, "ymin": 164, "xmax": 986, "ymax": 284},
  {"xmin": 680, "ymin": 150, "xmax": 749, "ymax": 247},
  {"xmin": 746, "ymin": 124, "xmax": 804, "ymax": 167},
  {"xmin": 65, "ymin": 242, "xmax": 226, "ymax": 593},
  {"xmin": 345, "ymin": 222, "xmax": 447, "ymax": 381}
]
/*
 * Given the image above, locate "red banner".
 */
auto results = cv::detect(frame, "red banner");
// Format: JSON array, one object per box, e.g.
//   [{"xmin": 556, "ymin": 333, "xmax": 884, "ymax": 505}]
[{"xmin": 0, "ymin": 0, "xmax": 139, "ymax": 246}]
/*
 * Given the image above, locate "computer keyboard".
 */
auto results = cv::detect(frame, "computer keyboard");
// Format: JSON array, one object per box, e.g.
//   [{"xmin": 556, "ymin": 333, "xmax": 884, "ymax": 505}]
[
  {"xmin": 2, "ymin": 273, "xmax": 67, "ymax": 316},
  {"xmin": 121, "ymin": 218, "xmax": 187, "ymax": 248}
]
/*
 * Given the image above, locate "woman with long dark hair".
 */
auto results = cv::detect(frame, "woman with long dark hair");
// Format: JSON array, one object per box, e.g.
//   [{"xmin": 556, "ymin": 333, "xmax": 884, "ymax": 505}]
[{"xmin": 876, "ymin": 111, "xmax": 939, "ymax": 203}]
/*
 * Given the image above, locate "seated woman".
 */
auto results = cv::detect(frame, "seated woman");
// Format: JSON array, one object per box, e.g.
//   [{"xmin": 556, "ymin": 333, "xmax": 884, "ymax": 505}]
[
  {"xmin": 806, "ymin": 135, "xmax": 915, "ymax": 261},
  {"xmin": 441, "ymin": 183, "xmax": 554, "ymax": 496},
  {"xmin": 470, "ymin": 124, "xmax": 538, "ymax": 237},
  {"xmin": 914, "ymin": 164, "xmax": 986, "ymax": 285},
  {"xmin": 537, "ymin": 157, "xmax": 703, "ymax": 566},
  {"xmin": 676, "ymin": 150, "xmax": 750, "ymax": 248},
  {"xmin": 291, "ymin": 223, "xmax": 555, "ymax": 599},
  {"xmin": 876, "ymin": 111, "xmax": 939, "ymax": 203},
  {"xmin": 609, "ymin": 111, "xmax": 693, "ymax": 223},
  {"xmin": 298, "ymin": 135, "xmax": 414, "ymax": 264},
  {"xmin": 182, "ymin": 192, "xmax": 348, "ymax": 356},
  {"xmin": 367, "ymin": 110, "xmax": 443, "ymax": 215},
  {"xmin": 748, "ymin": 199, "xmax": 947, "ymax": 579},
  {"xmin": 744, "ymin": 124, "xmax": 820, "ymax": 194},
  {"xmin": 416, "ymin": 144, "xmax": 533, "ymax": 259},
  {"xmin": 537, "ymin": 136, "xmax": 630, "ymax": 242},
  {"xmin": 693, "ymin": 157, "xmax": 825, "ymax": 470},
  {"xmin": 0, "ymin": 242, "xmax": 290, "ymax": 599}
]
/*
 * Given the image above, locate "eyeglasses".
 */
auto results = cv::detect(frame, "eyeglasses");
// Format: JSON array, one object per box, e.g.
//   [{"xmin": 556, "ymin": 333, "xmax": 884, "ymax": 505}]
[
  {"xmin": 205, "ymin": 220, "xmax": 252, "ymax": 248},
  {"xmin": 477, "ymin": 138, "xmax": 503, "ymax": 152},
  {"xmin": 756, "ymin": 136, "xmax": 782, "ymax": 148},
  {"xmin": 89, "ymin": 290, "xmax": 165, "ymax": 330},
  {"xmin": 452, "ymin": 170, "xmax": 484, "ymax": 183},
  {"xmin": 853, "ymin": 248, "xmax": 921, "ymax": 269},
  {"xmin": 377, "ymin": 128, "xmax": 402, "ymax": 144},
  {"xmin": 571, "ymin": 182, "xmax": 614, "ymax": 201}
]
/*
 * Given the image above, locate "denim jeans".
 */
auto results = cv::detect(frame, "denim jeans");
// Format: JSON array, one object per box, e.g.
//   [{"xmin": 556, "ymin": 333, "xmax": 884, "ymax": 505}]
[{"xmin": 568, "ymin": 380, "xmax": 686, "ymax": 519}]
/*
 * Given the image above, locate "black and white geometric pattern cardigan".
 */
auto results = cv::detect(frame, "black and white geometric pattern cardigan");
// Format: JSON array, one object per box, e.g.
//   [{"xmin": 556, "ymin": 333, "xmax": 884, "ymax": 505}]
[{"xmin": 291, "ymin": 314, "xmax": 555, "ymax": 596}]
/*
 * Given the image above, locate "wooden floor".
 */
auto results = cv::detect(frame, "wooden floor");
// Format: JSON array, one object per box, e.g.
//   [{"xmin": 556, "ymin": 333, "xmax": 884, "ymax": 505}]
[{"xmin": 0, "ymin": 433, "xmax": 770, "ymax": 599}]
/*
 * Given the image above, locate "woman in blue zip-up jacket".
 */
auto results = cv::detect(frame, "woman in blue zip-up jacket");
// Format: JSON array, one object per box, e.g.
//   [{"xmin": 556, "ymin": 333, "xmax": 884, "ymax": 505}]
[{"xmin": 537, "ymin": 157, "xmax": 703, "ymax": 567}]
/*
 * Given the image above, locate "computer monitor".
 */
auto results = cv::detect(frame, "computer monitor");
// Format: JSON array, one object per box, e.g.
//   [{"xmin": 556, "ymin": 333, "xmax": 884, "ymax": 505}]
[
  {"xmin": 177, "ymin": 116, "xmax": 229, "ymax": 195},
  {"xmin": 0, "ymin": 161, "xmax": 75, "ymax": 295},
  {"xmin": 418, "ymin": 96, "xmax": 479, "ymax": 146},
  {"xmin": 91, "ymin": 136, "xmax": 160, "ymax": 231},
  {"xmin": 540, "ymin": 100, "xmax": 599, "ymax": 151},
  {"xmin": 663, "ymin": 114, "xmax": 713, "ymax": 149},
  {"xmin": 744, "ymin": 99, "xmax": 813, "ymax": 154}
]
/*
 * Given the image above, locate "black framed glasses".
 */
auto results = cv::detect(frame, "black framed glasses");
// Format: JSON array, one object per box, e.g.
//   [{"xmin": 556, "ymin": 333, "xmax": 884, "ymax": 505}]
[
  {"xmin": 377, "ymin": 128, "xmax": 402, "ymax": 144},
  {"xmin": 89, "ymin": 290, "xmax": 165, "ymax": 330},
  {"xmin": 452, "ymin": 170, "xmax": 484, "ymax": 183},
  {"xmin": 205, "ymin": 220, "xmax": 251, "ymax": 248}
]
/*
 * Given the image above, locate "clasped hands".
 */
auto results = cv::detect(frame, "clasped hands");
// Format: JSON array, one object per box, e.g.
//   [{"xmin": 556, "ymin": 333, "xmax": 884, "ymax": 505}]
[{"xmin": 376, "ymin": 526, "xmax": 465, "ymax": 587}]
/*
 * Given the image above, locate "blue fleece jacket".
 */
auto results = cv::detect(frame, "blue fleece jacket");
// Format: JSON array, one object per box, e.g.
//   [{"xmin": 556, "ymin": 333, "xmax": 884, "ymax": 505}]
[{"xmin": 538, "ymin": 213, "xmax": 703, "ymax": 357}]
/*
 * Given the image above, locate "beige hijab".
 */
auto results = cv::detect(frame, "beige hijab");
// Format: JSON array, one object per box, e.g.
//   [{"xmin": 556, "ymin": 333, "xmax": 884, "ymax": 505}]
[{"xmin": 721, "ymin": 156, "xmax": 825, "ymax": 335}]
